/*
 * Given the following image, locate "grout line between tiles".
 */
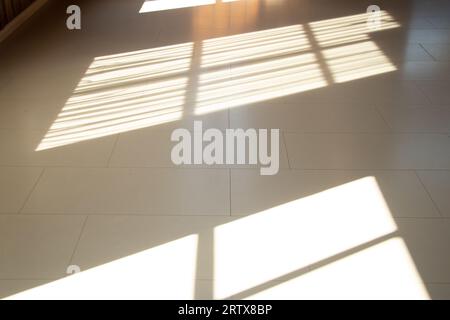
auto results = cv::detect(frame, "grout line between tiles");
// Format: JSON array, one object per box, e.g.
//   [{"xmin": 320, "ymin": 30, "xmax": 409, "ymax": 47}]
[
  {"xmin": 419, "ymin": 43, "xmax": 437, "ymax": 61},
  {"xmin": 373, "ymin": 103, "xmax": 394, "ymax": 132},
  {"xmin": 17, "ymin": 167, "xmax": 45, "ymax": 214},
  {"xmin": 414, "ymin": 170, "xmax": 444, "ymax": 218},
  {"xmin": 413, "ymin": 80, "xmax": 435, "ymax": 105},
  {"xmin": 67, "ymin": 215, "xmax": 89, "ymax": 266},
  {"xmin": 106, "ymin": 134, "xmax": 120, "ymax": 168},
  {"xmin": 281, "ymin": 131, "xmax": 291, "ymax": 169}
]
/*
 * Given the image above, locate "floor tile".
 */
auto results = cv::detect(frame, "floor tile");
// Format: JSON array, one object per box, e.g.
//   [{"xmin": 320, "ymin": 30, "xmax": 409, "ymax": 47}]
[
  {"xmin": 109, "ymin": 123, "xmax": 290, "ymax": 169},
  {"xmin": 428, "ymin": 17, "xmax": 450, "ymax": 29},
  {"xmin": 231, "ymin": 169, "xmax": 439, "ymax": 218},
  {"xmin": 0, "ymin": 215, "xmax": 86, "ymax": 279},
  {"xmin": 236, "ymin": 237, "xmax": 429, "ymax": 300},
  {"xmin": 426, "ymin": 283, "xmax": 450, "ymax": 300},
  {"xmin": 72, "ymin": 215, "xmax": 235, "ymax": 279},
  {"xmin": 407, "ymin": 30, "xmax": 450, "ymax": 44},
  {"xmin": 396, "ymin": 218, "xmax": 450, "ymax": 283},
  {"xmin": 376, "ymin": 42, "xmax": 434, "ymax": 62},
  {"xmin": 402, "ymin": 44, "xmax": 436, "ymax": 61},
  {"xmin": 285, "ymin": 133, "xmax": 450, "ymax": 169},
  {"xmin": 377, "ymin": 105, "xmax": 450, "ymax": 132},
  {"xmin": 22, "ymin": 168, "xmax": 230, "ymax": 215},
  {"xmin": 405, "ymin": 18, "xmax": 437, "ymax": 29},
  {"xmin": 0, "ymin": 107, "xmax": 61, "ymax": 130},
  {"xmin": 215, "ymin": 183, "xmax": 401, "ymax": 299},
  {"xmin": 230, "ymin": 103, "xmax": 389, "ymax": 133},
  {"xmin": 421, "ymin": 44, "xmax": 450, "ymax": 61},
  {"xmin": 332, "ymin": 80, "xmax": 430, "ymax": 106},
  {"xmin": 0, "ymin": 280, "xmax": 52, "ymax": 299},
  {"xmin": 0, "ymin": 129, "xmax": 116, "ymax": 167},
  {"xmin": 357, "ymin": 80, "xmax": 431, "ymax": 105},
  {"xmin": 109, "ymin": 112, "xmax": 228, "ymax": 167},
  {"xmin": 417, "ymin": 171, "xmax": 450, "ymax": 217},
  {"xmin": 0, "ymin": 167, "xmax": 43, "ymax": 214},
  {"xmin": 400, "ymin": 61, "xmax": 450, "ymax": 80},
  {"xmin": 4, "ymin": 278, "xmax": 216, "ymax": 300},
  {"xmin": 416, "ymin": 80, "xmax": 450, "ymax": 104}
]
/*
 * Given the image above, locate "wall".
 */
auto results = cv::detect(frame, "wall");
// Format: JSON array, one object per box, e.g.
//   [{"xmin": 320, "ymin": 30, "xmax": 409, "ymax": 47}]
[{"xmin": 0, "ymin": 0, "xmax": 36, "ymax": 30}]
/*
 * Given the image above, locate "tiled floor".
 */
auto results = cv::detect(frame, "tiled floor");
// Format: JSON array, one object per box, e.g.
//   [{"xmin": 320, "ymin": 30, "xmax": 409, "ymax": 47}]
[{"xmin": 0, "ymin": 0, "xmax": 450, "ymax": 299}]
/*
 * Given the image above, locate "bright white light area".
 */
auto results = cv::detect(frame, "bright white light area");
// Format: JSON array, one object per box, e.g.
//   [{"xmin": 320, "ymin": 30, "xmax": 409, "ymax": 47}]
[
  {"xmin": 201, "ymin": 25, "xmax": 310, "ymax": 68},
  {"xmin": 195, "ymin": 12, "xmax": 400, "ymax": 114},
  {"xmin": 78, "ymin": 42, "xmax": 193, "ymax": 93},
  {"xmin": 3, "ymin": 177, "xmax": 429, "ymax": 300},
  {"xmin": 38, "ymin": 12, "xmax": 401, "ymax": 150},
  {"xmin": 196, "ymin": 52, "xmax": 326, "ymax": 114},
  {"xmin": 245, "ymin": 238, "xmax": 429, "ymax": 300},
  {"xmin": 213, "ymin": 177, "xmax": 428, "ymax": 299},
  {"xmin": 309, "ymin": 11, "xmax": 401, "ymax": 47},
  {"xmin": 36, "ymin": 43, "xmax": 193, "ymax": 151},
  {"xmin": 36, "ymin": 78, "xmax": 186, "ymax": 151},
  {"xmin": 323, "ymin": 41, "xmax": 397, "ymax": 83},
  {"xmin": 140, "ymin": 0, "xmax": 215, "ymax": 13},
  {"xmin": 5, "ymin": 235, "xmax": 199, "ymax": 300}
]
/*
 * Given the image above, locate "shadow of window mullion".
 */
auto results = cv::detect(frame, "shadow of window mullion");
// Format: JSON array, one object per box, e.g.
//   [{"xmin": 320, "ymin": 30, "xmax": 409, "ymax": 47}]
[
  {"xmin": 195, "ymin": 229, "xmax": 215, "ymax": 299},
  {"xmin": 303, "ymin": 23, "xmax": 334, "ymax": 86}
]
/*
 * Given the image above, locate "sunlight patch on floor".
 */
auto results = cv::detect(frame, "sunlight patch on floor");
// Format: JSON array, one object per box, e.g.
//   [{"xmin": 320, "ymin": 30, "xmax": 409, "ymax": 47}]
[
  {"xmin": 244, "ymin": 238, "xmax": 429, "ymax": 300},
  {"xmin": 37, "ymin": 11, "xmax": 399, "ymax": 150},
  {"xmin": 5, "ymin": 235, "xmax": 199, "ymax": 300},
  {"xmin": 36, "ymin": 43, "xmax": 193, "ymax": 151},
  {"xmin": 4, "ymin": 177, "xmax": 429, "ymax": 300}
]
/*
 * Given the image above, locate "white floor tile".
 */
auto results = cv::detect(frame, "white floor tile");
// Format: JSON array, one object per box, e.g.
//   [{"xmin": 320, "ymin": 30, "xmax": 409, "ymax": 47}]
[
  {"xmin": 285, "ymin": 133, "xmax": 450, "ymax": 169},
  {"xmin": 0, "ymin": 167, "xmax": 42, "ymax": 214},
  {"xmin": 0, "ymin": 280, "xmax": 52, "ymax": 299},
  {"xmin": 407, "ymin": 30, "xmax": 450, "ymax": 44},
  {"xmin": 396, "ymin": 218, "xmax": 450, "ymax": 283},
  {"xmin": 72, "ymin": 215, "xmax": 235, "ymax": 279},
  {"xmin": 417, "ymin": 171, "xmax": 450, "ymax": 217},
  {"xmin": 422, "ymin": 44, "xmax": 450, "ymax": 61},
  {"xmin": 109, "ymin": 125, "xmax": 290, "ymax": 169},
  {"xmin": 416, "ymin": 80, "xmax": 450, "ymax": 105},
  {"xmin": 400, "ymin": 61, "xmax": 450, "ymax": 80},
  {"xmin": 230, "ymin": 103, "xmax": 389, "ymax": 133},
  {"xmin": 22, "ymin": 168, "xmax": 230, "ymax": 215},
  {"xmin": 0, "ymin": 129, "xmax": 116, "ymax": 167},
  {"xmin": 426, "ymin": 283, "xmax": 450, "ymax": 300},
  {"xmin": 231, "ymin": 169, "xmax": 439, "ymax": 218},
  {"xmin": 0, "ymin": 215, "xmax": 86, "ymax": 279},
  {"xmin": 377, "ymin": 105, "xmax": 450, "ymax": 132}
]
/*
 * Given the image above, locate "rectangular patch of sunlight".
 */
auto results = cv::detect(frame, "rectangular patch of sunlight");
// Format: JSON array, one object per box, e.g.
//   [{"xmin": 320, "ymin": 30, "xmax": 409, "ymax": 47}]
[
  {"xmin": 140, "ymin": 0, "xmax": 216, "ymax": 13},
  {"xmin": 310, "ymin": 11, "xmax": 401, "ymax": 47},
  {"xmin": 5, "ymin": 235, "xmax": 198, "ymax": 300},
  {"xmin": 36, "ymin": 43, "xmax": 193, "ymax": 151},
  {"xmin": 37, "ymin": 78, "xmax": 186, "ymax": 151},
  {"xmin": 196, "ymin": 52, "xmax": 326, "ymax": 115},
  {"xmin": 78, "ymin": 43, "xmax": 193, "ymax": 93},
  {"xmin": 213, "ymin": 177, "xmax": 403, "ymax": 299},
  {"xmin": 245, "ymin": 238, "xmax": 429, "ymax": 300},
  {"xmin": 323, "ymin": 41, "xmax": 397, "ymax": 83},
  {"xmin": 201, "ymin": 25, "xmax": 310, "ymax": 68}
]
